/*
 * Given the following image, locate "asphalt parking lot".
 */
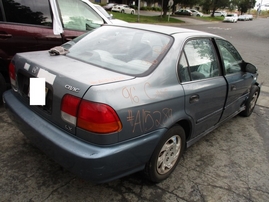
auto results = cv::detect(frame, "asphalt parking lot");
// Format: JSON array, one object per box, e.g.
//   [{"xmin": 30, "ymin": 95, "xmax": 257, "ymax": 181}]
[
  {"xmin": 1, "ymin": 104, "xmax": 269, "ymax": 201},
  {"xmin": 1, "ymin": 16, "xmax": 269, "ymax": 202}
]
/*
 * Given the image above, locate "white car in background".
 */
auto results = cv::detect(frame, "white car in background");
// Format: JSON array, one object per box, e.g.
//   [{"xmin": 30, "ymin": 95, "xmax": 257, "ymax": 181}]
[
  {"xmin": 238, "ymin": 14, "xmax": 253, "ymax": 21},
  {"xmin": 212, "ymin": 11, "xmax": 227, "ymax": 17},
  {"xmin": 238, "ymin": 14, "xmax": 249, "ymax": 21},
  {"xmin": 94, "ymin": 4, "xmax": 127, "ymax": 24},
  {"xmin": 190, "ymin": 9, "xmax": 204, "ymax": 16},
  {"xmin": 111, "ymin": 4, "xmax": 135, "ymax": 14},
  {"xmin": 246, "ymin": 14, "xmax": 253, "ymax": 20},
  {"xmin": 223, "ymin": 13, "xmax": 238, "ymax": 23}
]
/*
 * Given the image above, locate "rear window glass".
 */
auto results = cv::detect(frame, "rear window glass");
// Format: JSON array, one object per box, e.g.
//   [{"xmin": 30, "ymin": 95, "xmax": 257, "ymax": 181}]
[
  {"xmin": 2, "ymin": 0, "xmax": 52, "ymax": 26},
  {"xmin": 67, "ymin": 26, "xmax": 173, "ymax": 76}
]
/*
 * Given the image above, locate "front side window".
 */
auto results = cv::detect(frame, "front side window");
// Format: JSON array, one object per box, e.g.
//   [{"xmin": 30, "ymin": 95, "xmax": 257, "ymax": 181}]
[
  {"xmin": 57, "ymin": 0, "xmax": 104, "ymax": 31},
  {"xmin": 178, "ymin": 38, "xmax": 220, "ymax": 82},
  {"xmin": 2, "ymin": 0, "xmax": 52, "ymax": 26},
  {"xmin": 67, "ymin": 26, "xmax": 173, "ymax": 76},
  {"xmin": 216, "ymin": 39, "xmax": 242, "ymax": 74}
]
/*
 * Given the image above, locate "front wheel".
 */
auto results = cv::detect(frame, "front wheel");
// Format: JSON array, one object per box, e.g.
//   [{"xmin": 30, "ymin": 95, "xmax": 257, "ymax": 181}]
[
  {"xmin": 240, "ymin": 85, "xmax": 260, "ymax": 117},
  {"xmin": 131, "ymin": 10, "xmax": 134, "ymax": 14},
  {"xmin": 144, "ymin": 125, "xmax": 186, "ymax": 183},
  {"xmin": 121, "ymin": 10, "xmax": 124, "ymax": 13}
]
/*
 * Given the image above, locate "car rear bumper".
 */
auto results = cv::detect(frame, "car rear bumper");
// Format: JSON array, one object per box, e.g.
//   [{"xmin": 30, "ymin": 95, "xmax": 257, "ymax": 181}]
[{"xmin": 3, "ymin": 90, "xmax": 165, "ymax": 183}]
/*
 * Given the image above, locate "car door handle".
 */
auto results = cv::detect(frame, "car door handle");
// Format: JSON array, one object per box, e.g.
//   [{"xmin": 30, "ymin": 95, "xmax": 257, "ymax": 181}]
[
  {"xmin": 189, "ymin": 95, "xmax": 199, "ymax": 103},
  {"xmin": 0, "ymin": 33, "xmax": 12, "ymax": 39},
  {"xmin": 231, "ymin": 85, "xmax": 236, "ymax": 91}
]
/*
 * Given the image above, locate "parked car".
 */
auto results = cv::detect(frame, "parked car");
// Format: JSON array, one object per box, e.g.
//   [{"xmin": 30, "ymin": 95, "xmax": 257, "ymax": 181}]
[
  {"xmin": 0, "ymin": 0, "xmax": 126, "ymax": 105},
  {"xmin": 246, "ymin": 14, "xmax": 253, "ymax": 20},
  {"xmin": 238, "ymin": 14, "xmax": 249, "ymax": 21},
  {"xmin": 223, "ymin": 13, "xmax": 238, "ymax": 23},
  {"xmin": 175, "ymin": 9, "xmax": 193, "ymax": 16},
  {"xmin": 212, "ymin": 11, "xmax": 227, "ymax": 17},
  {"xmin": 94, "ymin": 4, "xmax": 127, "ymax": 24},
  {"xmin": 238, "ymin": 14, "xmax": 253, "ymax": 21},
  {"xmin": 103, "ymin": 3, "xmax": 116, "ymax": 11},
  {"xmin": 190, "ymin": 9, "xmax": 204, "ymax": 16},
  {"xmin": 111, "ymin": 4, "xmax": 135, "ymax": 14},
  {"xmin": 3, "ymin": 23, "xmax": 260, "ymax": 183}
]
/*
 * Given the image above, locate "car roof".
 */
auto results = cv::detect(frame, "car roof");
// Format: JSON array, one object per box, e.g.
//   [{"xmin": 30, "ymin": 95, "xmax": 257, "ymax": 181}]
[{"xmin": 104, "ymin": 23, "xmax": 219, "ymax": 37}]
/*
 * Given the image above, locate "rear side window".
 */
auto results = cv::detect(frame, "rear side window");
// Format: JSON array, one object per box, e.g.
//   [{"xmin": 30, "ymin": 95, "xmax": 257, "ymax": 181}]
[
  {"xmin": 2, "ymin": 0, "xmax": 52, "ymax": 26},
  {"xmin": 178, "ymin": 38, "xmax": 220, "ymax": 82}
]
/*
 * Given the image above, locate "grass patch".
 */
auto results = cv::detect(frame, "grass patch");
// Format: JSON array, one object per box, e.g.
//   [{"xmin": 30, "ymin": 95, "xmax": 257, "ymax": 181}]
[
  {"xmin": 200, "ymin": 16, "xmax": 224, "ymax": 22},
  {"xmin": 110, "ymin": 12, "xmax": 184, "ymax": 24}
]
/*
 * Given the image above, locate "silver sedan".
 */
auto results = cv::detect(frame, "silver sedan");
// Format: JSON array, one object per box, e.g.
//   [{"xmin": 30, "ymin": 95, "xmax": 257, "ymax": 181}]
[{"xmin": 3, "ymin": 24, "xmax": 260, "ymax": 183}]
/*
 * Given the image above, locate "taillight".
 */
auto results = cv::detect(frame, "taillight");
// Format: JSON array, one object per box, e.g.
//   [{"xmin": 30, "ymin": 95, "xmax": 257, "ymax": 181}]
[
  {"xmin": 78, "ymin": 100, "xmax": 122, "ymax": 134},
  {"xmin": 61, "ymin": 94, "xmax": 81, "ymax": 125},
  {"xmin": 61, "ymin": 94, "xmax": 122, "ymax": 134},
  {"xmin": 9, "ymin": 62, "xmax": 16, "ymax": 87}
]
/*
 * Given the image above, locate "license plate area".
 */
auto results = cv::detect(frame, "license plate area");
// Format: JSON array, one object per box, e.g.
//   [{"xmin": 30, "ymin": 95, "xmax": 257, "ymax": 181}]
[{"xmin": 17, "ymin": 72, "xmax": 53, "ymax": 114}]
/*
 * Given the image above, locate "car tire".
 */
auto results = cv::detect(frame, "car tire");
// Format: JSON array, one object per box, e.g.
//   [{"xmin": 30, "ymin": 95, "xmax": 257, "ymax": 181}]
[
  {"xmin": 240, "ymin": 85, "xmax": 260, "ymax": 117},
  {"xmin": 121, "ymin": 10, "xmax": 124, "ymax": 13},
  {"xmin": 0, "ymin": 73, "xmax": 7, "ymax": 105},
  {"xmin": 144, "ymin": 125, "xmax": 186, "ymax": 183},
  {"xmin": 131, "ymin": 10, "xmax": 134, "ymax": 14}
]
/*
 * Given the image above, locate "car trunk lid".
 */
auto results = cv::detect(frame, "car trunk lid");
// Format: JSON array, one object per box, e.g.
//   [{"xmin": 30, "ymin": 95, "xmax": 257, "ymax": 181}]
[{"xmin": 11, "ymin": 50, "xmax": 134, "ymax": 135}]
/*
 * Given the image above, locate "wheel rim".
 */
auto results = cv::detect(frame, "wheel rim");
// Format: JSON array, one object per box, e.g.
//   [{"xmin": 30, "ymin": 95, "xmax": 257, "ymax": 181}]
[
  {"xmin": 250, "ymin": 91, "xmax": 259, "ymax": 111},
  {"xmin": 157, "ymin": 135, "xmax": 181, "ymax": 175}
]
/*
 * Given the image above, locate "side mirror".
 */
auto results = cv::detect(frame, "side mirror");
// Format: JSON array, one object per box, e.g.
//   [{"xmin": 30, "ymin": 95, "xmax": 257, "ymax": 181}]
[{"xmin": 245, "ymin": 63, "xmax": 257, "ymax": 74}]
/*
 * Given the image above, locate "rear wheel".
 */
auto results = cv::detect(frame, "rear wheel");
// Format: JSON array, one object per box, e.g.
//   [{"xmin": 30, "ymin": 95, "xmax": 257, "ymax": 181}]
[
  {"xmin": 121, "ymin": 10, "xmax": 124, "ymax": 13},
  {"xmin": 145, "ymin": 125, "xmax": 185, "ymax": 183},
  {"xmin": 240, "ymin": 85, "xmax": 260, "ymax": 117},
  {"xmin": 131, "ymin": 10, "xmax": 134, "ymax": 14}
]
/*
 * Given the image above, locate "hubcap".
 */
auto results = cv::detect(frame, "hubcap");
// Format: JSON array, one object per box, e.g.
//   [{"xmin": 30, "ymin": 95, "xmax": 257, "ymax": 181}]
[
  {"xmin": 250, "ymin": 91, "xmax": 259, "ymax": 111},
  {"xmin": 157, "ymin": 135, "xmax": 181, "ymax": 175}
]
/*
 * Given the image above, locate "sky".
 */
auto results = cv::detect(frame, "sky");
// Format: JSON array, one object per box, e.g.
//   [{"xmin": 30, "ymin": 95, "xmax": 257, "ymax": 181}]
[
  {"xmin": 256, "ymin": 0, "xmax": 269, "ymax": 6},
  {"xmin": 255, "ymin": 0, "xmax": 269, "ymax": 9}
]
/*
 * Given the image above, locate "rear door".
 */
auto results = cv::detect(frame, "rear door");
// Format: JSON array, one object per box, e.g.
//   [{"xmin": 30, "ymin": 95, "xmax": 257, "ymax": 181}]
[
  {"xmin": 215, "ymin": 39, "xmax": 254, "ymax": 121},
  {"xmin": 178, "ymin": 38, "xmax": 227, "ymax": 138},
  {"xmin": 0, "ymin": 0, "xmax": 62, "ymax": 59}
]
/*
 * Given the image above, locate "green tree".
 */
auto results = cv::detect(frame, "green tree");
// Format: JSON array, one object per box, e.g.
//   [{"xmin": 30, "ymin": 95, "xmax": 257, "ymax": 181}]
[
  {"xmin": 237, "ymin": 0, "xmax": 256, "ymax": 14},
  {"xmin": 211, "ymin": 0, "xmax": 230, "ymax": 16}
]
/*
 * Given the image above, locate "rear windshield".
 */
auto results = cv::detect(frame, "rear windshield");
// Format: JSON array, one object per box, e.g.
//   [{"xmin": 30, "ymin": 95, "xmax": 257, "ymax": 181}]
[{"xmin": 67, "ymin": 26, "xmax": 173, "ymax": 76}]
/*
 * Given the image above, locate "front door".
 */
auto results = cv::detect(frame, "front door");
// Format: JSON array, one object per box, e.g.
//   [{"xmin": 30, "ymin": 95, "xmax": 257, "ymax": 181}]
[{"xmin": 215, "ymin": 39, "xmax": 254, "ymax": 121}]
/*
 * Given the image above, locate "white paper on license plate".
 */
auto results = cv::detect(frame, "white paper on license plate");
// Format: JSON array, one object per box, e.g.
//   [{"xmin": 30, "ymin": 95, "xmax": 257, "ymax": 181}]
[{"xmin": 29, "ymin": 78, "xmax": 46, "ymax": 105}]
